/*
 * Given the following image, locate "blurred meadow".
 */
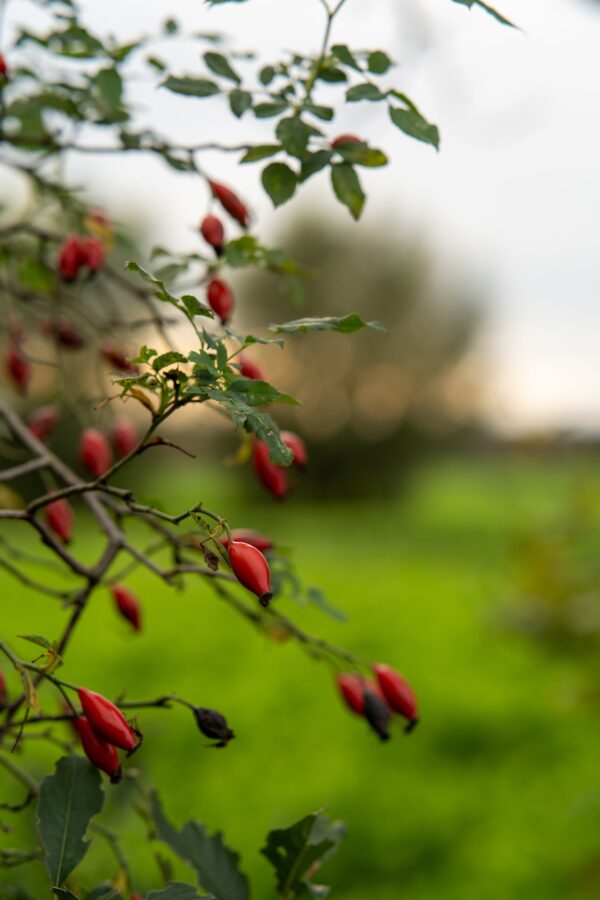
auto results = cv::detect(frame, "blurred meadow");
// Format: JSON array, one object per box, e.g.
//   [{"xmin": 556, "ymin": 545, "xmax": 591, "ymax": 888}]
[{"xmin": 3, "ymin": 455, "xmax": 600, "ymax": 899}]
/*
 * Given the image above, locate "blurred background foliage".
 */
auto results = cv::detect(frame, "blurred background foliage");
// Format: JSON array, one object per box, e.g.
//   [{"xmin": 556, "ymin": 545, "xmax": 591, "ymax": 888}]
[{"xmin": 231, "ymin": 216, "xmax": 484, "ymax": 498}]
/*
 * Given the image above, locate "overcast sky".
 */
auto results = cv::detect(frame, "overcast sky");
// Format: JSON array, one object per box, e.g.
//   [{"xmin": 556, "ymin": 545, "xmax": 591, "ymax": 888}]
[{"xmin": 8, "ymin": 0, "xmax": 600, "ymax": 434}]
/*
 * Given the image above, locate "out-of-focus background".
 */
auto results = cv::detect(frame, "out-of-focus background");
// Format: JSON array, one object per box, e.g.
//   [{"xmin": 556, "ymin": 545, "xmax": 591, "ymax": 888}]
[{"xmin": 3, "ymin": 0, "xmax": 600, "ymax": 897}]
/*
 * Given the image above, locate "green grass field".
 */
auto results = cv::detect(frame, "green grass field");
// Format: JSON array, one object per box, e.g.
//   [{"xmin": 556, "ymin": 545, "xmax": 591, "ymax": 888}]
[{"xmin": 2, "ymin": 456, "xmax": 600, "ymax": 899}]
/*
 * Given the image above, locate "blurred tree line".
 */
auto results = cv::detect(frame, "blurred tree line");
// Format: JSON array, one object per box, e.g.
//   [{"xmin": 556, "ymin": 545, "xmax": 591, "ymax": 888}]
[{"xmin": 233, "ymin": 216, "xmax": 485, "ymax": 499}]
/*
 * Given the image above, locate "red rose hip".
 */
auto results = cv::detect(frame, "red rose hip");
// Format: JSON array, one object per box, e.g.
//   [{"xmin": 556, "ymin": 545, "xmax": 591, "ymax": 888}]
[
  {"xmin": 75, "ymin": 716, "xmax": 121, "ymax": 780},
  {"xmin": 209, "ymin": 180, "xmax": 249, "ymax": 228},
  {"xmin": 80, "ymin": 428, "xmax": 113, "ymax": 478},
  {"xmin": 44, "ymin": 498, "xmax": 73, "ymax": 544},
  {"xmin": 200, "ymin": 214, "xmax": 225, "ymax": 254},
  {"xmin": 111, "ymin": 584, "xmax": 142, "ymax": 632},
  {"xmin": 228, "ymin": 540, "xmax": 272, "ymax": 607},
  {"xmin": 207, "ymin": 278, "xmax": 235, "ymax": 324},
  {"xmin": 373, "ymin": 663, "xmax": 418, "ymax": 728},
  {"xmin": 237, "ymin": 353, "xmax": 264, "ymax": 381},
  {"xmin": 78, "ymin": 688, "xmax": 138, "ymax": 752}
]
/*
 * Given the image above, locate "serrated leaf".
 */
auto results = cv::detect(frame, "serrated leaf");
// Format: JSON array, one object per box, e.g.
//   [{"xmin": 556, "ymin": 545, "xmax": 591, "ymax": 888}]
[
  {"xmin": 223, "ymin": 235, "xmax": 260, "ymax": 267},
  {"xmin": 275, "ymin": 117, "xmax": 311, "ymax": 158},
  {"xmin": 388, "ymin": 104, "xmax": 439, "ymax": 149},
  {"xmin": 51, "ymin": 889, "xmax": 80, "ymax": 899},
  {"xmin": 240, "ymin": 144, "xmax": 280, "ymax": 163},
  {"xmin": 270, "ymin": 314, "xmax": 385, "ymax": 335},
  {"xmin": 346, "ymin": 83, "xmax": 384, "ymax": 102},
  {"xmin": 161, "ymin": 77, "xmax": 220, "ymax": 97},
  {"xmin": 335, "ymin": 142, "xmax": 387, "ymax": 167},
  {"xmin": 37, "ymin": 756, "xmax": 104, "ymax": 886},
  {"xmin": 204, "ymin": 51, "xmax": 240, "ymax": 83},
  {"xmin": 205, "ymin": 393, "xmax": 292, "ymax": 465},
  {"xmin": 367, "ymin": 50, "xmax": 393, "ymax": 74},
  {"xmin": 226, "ymin": 378, "xmax": 299, "ymax": 407},
  {"xmin": 229, "ymin": 89, "xmax": 252, "ymax": 118},
  {"xmin": 181, "ymin": 295, "xmax": 214, "ymax": 319},
  {"xmin": 261, "ymin": 812, "xmax": 346, "ymax": 899},
  {"xmin": 262, "ymin": 163, "xmax": 297, "ymax": 208},
  {"xmin": 147, "ymin": 885, "xmax": 207, "ymax": 900},
  {"xmin": 330, "ymin": 163, "xmax": 365, "ymax": 220},
  {"xmin": 150, "ymin": 792, "xmax": 249, "ymax": 900},
  {"xmin": 153, "ymin": 351, "xmax": 188, "ymax": 371}
]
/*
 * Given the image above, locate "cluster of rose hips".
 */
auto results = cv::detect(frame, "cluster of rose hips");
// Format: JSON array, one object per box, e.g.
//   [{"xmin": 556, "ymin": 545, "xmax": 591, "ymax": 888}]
[
  {"xmin": 199, "ymin": 179, "xmax": 250, "ymax": 324},
  {"xmin": 336, "ymin": 664, "xmax": 418, "ymax": 741}
]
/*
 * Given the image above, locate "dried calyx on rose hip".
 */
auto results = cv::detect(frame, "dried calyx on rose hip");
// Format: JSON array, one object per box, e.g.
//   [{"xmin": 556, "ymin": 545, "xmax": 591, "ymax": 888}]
[
  {"xmin": 74, "ymin": 716, "xmax": 121, "ymax": 782},
  {"xmin": 193, "ymin": 707, "xmax": 235, "ymax": 747},
  {"xmin": 373, "ymin": 663, "xmax": 419, "ymax": 731},
  {"xmin": 111, "ymin": 584, "xmax": 142, "ymax": 632},
  {"xmin": 77, "ymin": 687, "xmax": 139, "ymax": 753},
  {"xmin": 227, "ymin": 539, "xmax": 273, "ymax": 607}
]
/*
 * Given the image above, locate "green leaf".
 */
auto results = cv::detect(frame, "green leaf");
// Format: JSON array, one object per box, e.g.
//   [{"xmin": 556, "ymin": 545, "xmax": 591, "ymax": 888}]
[
  {"xmin": 261, "ymin": 163, "xmax": 297, "ymax": 208},
  {"xmin": 161, "ymin": 77, "xmax": 220, "ymax": 97},
  {"xmin": 367, "ymin": 50, "xmax": 393, "ymax": 74},
  {"xmin": 18, "ymin": 634, "xmax": 55, "ymax": 652},
  {"xmin": 299, "ymin": 150, "xmax": 332, "ymax": 183},
  {"xmin": 330, "ymin": 163, "xmax": 365, "ymax": 220},
  {"xmin": 317, "ymin": 66, "xmax": 346, "ymax": 83},
  {"xmin": 93, "ymin": 67, "xmax": 123, "ymax": 107},
  {"xmin": 36, "ymin": 755, "xmax": 104, "ymax": 886},
  {"xmin": 204, "ymin": 51, "xmax": 240, "ymax": 83},
  {"xmin": 275, "ymin": 117, "xmax": 312, "ymax": 158},
  {"xmin": 229, "ymin": 89, "xmax": 252, "ymax": 118},
  {"xmin": 270, "ymin": 314, "xmax": 385, "ymax": 335},
  {"xmin": 259, "ymin": 65, "xmax": 276, "ymax": 85},
  {"xmin": 335, "ymin": 142, "xmax": 387, "ymax": 167},
  {"xmin": 223, "ymin": 235, "xmax": 259, "ymax": 267},
  {"xmin": 253, "ymin": 100, "xmax": 288, "ymax": 118},
  {"xmin": 451, "ymin": 0, "xmax": 516, "ymax": 27},
  {"xmin": 51, "ymin": 889, "xmax": 80, "ymax": 899},
  {"xmin": 147, "ymin": 885, "xmax": 208, "ymax": 899},
  {"xmin": 181, "ymin": 295, "xmax": 213, "ymax": 319},
  {"xmin": 240, "ymin": 145, "xmax": 281, "ymax": 163},
  {"xmin": 304, "ymin": 104, "xmax": 334, "ymax": 122},
  {"xmin": 226, "ymin": 378, "xmax": 298, "ymax": 407},
  {"xmin": 388, "ymin": 104, "xmax": 439, "ymax": 149},
  {"xmin": 153, "ymin": 351, "xmax": 188, "ymax": 371},
  {"xmin": 346, "ymin": 83, "xmax": 384, "ymax": 102},
  {"xmin": 331, "ymin": 44, "xmax": 361, "ymax": 71},
  {"xmin": 261, "ymin": 812, "xmax": 346, "ymax": 899},
  {"xmin": 150, "ymin": 792, "xmax": 250, "ymax": 900}
]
